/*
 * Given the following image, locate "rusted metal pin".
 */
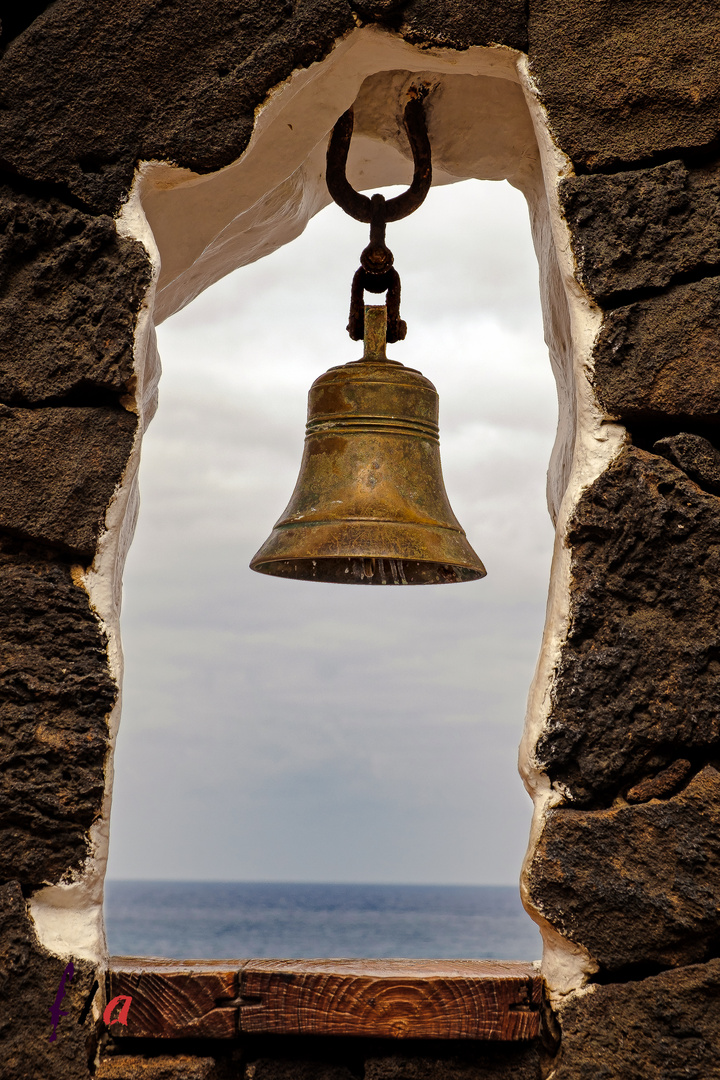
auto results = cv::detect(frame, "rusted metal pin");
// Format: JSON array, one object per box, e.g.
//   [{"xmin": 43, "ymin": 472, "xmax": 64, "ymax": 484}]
[{"xmin": 362, "ymin": 305, "xmax": 388, "ymax": 362}]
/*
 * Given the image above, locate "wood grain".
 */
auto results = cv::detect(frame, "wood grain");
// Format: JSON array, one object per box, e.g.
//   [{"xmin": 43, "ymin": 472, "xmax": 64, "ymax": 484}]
[
  {"xmin": 108, "ymin": 958, "xmax": 241, "ymax": 1039},
  {"xmin": 239, "ymin": 959, "xmax": 541, "ymax": 1040}
]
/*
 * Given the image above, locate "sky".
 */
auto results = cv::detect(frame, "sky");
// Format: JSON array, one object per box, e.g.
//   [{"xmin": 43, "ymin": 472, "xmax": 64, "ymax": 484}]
[{"xmin": 106, "ymin": 177, "xmax": 559, "ymax": 885}]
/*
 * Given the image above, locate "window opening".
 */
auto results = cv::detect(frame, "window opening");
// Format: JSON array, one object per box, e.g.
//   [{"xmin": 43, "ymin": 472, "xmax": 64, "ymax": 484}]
[{"xmin": 105, "ymin": 178, "xmax": 556, "ymax": 962}]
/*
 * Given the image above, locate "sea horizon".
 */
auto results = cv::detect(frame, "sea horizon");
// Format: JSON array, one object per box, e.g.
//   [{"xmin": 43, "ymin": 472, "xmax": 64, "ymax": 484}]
[
  {"xmin": 106, "ymin": 877, "xmax": 524, "ymax": 886},
  {"xmin": 104, "ymin": 880, "xmax": 542, "ymax": 961}
]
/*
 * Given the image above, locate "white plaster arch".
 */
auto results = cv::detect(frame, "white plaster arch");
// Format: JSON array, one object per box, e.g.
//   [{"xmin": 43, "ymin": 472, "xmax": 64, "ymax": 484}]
[{"xmin": 29, "ymin": 24, "xmax": 624, "ymax": 1002}]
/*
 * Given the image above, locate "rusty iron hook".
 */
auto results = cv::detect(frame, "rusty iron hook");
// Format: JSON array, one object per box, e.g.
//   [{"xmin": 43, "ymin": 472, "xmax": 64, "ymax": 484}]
[{"xmin": 326, "ymin": 91, "xmax": 432, "ymax": 223}]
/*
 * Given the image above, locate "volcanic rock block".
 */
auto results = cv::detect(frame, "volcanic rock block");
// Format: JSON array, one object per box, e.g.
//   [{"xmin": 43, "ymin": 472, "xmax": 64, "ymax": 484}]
[
  {"xmin": 0, "ymin": 405, "xmax": 137, "ymax": 559},
  {"xmin": 0, "ymin": 0, "xmax": 530, "ymax": 216},
  {"xmin": 97, "ymin": 1057, "xmax": 220, "ymax": 1080},
  {"xmin": 536, "ymin": 445, "xmax": 720, "ymax": 804},
  {"xmin": 625, "ymin": 758, "xmax": 692, "ymax": 803},
  {"xmin": 549, "ymin": 959, "xmax": 720, "ymax": 1079},
  {"xmin": 0, "ymin": 185, "xmax": 151, "ymax": 405},
  {"xmin": 654, "ymin": 433, "xmax": 720, "ymax": 495},
  {"xmin": 0, "ymin": 881, "xmax": 96, "ymax": 1080},
  {"xmin": 559, "ymin": 160, "xmax": 720, "ymax": 303},
  {"xmin": 0, "ymin": 541, "xmax": 116, "ymax": 886},
  {"xmin": 398, "ymin": 0, "xmax": 527, "ymax": 51},
  {"xmin": 593, "ymin": 278, "xmax": 720, "ymax": 422},
  {"xmin": 528, "ymin": 0, "xmax": 720, "ymax": 173},
  {"xmin": 365, "ymin": 1046, "xmax": 542, "ymax": 1080},
  {"xmin": 0, "ymin": 0, "xmax": 356, "ymax": 213},
  {"xmin": 528, "ymin": 767, "xmax": 720, "ymax": 970},
  {"xmin": 246, "ymin": 1062, "xmax": 356, "ymax": 1080}
]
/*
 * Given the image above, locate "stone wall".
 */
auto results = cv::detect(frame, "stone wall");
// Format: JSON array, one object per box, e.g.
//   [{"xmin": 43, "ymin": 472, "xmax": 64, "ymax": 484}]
[
  {"xmin": 1, "ymin": 2, "xmax": 719, "ymax": 1078},
  {"xmin": 523, "ymin": 1, "xmax": 720, "ymax": 1072},
  {"xmin": 96, "ymin": 1037, "xmax": 544, "ymax": 1080}
]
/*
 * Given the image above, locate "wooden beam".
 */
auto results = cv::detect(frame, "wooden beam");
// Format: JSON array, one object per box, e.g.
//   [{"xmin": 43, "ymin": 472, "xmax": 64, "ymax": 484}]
[
  {"xmin": 108, "ymin": 958, "xmax": 240, "ymax": 1039},
  {"xmin": 107, "ymin": 958, "xmax": 542, "ymax": 1041},
  {"xmin": 239, "ymin": 959, "xmax": 541, "ymax": 1040}
]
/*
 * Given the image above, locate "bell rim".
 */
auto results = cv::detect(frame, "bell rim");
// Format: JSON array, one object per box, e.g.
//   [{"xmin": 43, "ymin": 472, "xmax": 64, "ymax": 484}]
[
  {"xmin": 250, "ymin": 519, "xmax": 487, "ymax": 581},
  {"xmin": 250, "ymin": 554, "xmax": 486, "ymax": 585}
]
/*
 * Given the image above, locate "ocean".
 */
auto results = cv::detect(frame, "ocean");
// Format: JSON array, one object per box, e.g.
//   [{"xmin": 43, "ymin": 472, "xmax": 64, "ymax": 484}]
[{"xmin": 104, "ymin": 881, "xmax": 542, "ymax": 960}]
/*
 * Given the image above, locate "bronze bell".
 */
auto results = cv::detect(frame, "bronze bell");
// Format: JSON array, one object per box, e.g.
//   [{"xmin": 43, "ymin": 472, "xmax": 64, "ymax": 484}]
[{"xmin": 250, "ymin": 306, "xmax": 486, "ymax": 585}]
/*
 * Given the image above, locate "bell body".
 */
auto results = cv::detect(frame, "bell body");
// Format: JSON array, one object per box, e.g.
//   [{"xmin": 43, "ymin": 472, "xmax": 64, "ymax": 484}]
[{"xmin": 250, "ymin": 352, "xmax": 486, "ymax": 585}]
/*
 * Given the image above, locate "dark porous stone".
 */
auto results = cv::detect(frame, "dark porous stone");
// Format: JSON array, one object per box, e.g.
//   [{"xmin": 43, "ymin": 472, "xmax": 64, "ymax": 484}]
[
  {"xmin": 528, "ymin": 0, "xmax": 720, "ymax": 173},
  {"xmin": 0, "ymin": 880, "xmax": 96, "ymax": 1079},
  {"xmin": 0, "ymin": 405, "xmax": 137, "ymax": 559},
  {"xmin": 528, "ymin": 767, "xmax": 720, "ymax": 970},
  {"xmin": 351, "ymin": 0, "xmax": 407, "ymax": 22},
  {"xmin": 549, "ymin": 959, "xmax": 720, "ymax": 1079},
  {"xmin": 247, "ymin": 1062, "xmax": 355, "ymax": 1080},
  {"xmin": 560, "ymin": 160, "xmax": 720, "ymax": 304},
  {"xmin": 0, "ymin": 0, "xmax": 355, "ymax": 214},
  {"xmin": 364, "ymin": 1045, "xmax": 541, "ymax": 1080},
  {"xmin": 593, "ymin": 278, "xmax": 720, "ymax": 422},
  {"xmin": 0, "ymin": 185, "xmax": 152, "ymax": 405},
  {"xmin": 626, "ymin": 758, "xmax": 692, "ymax": 804},
  {"xmin": 536, "ymin": 446, "xmax": 720, "ymax": 805},
  {"xmin": 0, "ymin": 0, "xmax": 527, "ymax": 215},
  {"xmin": 0, "ymin": 541, "xmax": 116, "ymax": 885},
  {"xmin": 654, "ymin": 433, "xmax": 720, "ymax": 495},
  {"xmin": 97, "ymin": 1056, "xmax": 220, "ymax": 1079},
  {"xmin": 398, "ymin": 0, "xmax": 527, "ymax": 51}
]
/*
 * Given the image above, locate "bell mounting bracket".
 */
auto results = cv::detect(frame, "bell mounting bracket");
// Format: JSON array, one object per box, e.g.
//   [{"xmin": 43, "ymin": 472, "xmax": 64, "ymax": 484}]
[{"xmin": 326, "ymin": 89, "xmax": 432, "ymax": 343}]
